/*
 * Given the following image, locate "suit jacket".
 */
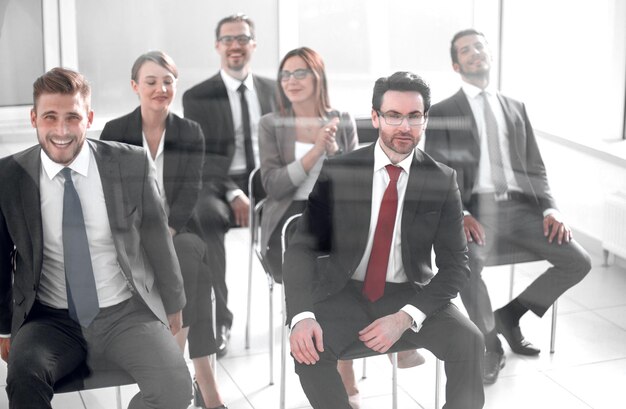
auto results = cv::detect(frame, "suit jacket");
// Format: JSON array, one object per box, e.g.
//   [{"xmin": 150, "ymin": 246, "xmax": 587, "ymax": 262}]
[
  {"xmin": 258, "ymin": 110, "xmax": 359, "ymax": 253},
  {"xmin": 0, "ymin": 140, "xmax": 185, "ymax": 335},
  {"xmin": 425, "ymin": 88, "xmax": 556, "ymax": 214},
  {"xmin": 283, "ymin": 143, "xmax": 469, "ymax": 323},
  {"xmin": 182, "ymin": 72, "xmax": 276, "ymax": 197},
  {"xmin": 99, "ymin": 107, "xmax": 205, "ymax": 232}
]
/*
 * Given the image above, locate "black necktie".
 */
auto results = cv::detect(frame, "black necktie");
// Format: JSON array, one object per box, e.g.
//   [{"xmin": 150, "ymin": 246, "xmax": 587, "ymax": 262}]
[
  {"xmin": 238, "ymin": 83, "xmax": 255, "ymax": 174},
  {"xmin": 61, "ymin": 167, "xmax": 99, "ymax": 327},
  {"xmin": 481, "ymin": 92, "xmax": 508, "ymax": 195}
]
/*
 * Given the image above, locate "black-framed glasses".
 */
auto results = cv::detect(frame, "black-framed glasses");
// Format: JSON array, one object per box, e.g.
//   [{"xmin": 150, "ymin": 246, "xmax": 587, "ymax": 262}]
[
  {"xmin": 217, "ymin": 35, "xmax": 253, "ymax": 46},
  {"xmin": 279, "ymin": 69, "xmax": 312, "ymax": 81},
  {"xmin": 377, "ymin": 110, "xmax": 427, "ymax": 126}
]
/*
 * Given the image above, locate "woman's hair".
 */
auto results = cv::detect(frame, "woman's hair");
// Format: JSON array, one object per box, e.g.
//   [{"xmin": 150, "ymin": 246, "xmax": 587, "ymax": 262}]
[
  {"xmin": 277, "ymin": 47, "xmax": 331, "ymax": 117},
  {"xmin": 131, "ymin": 50, "xmax": 179, "ymax": 82}
]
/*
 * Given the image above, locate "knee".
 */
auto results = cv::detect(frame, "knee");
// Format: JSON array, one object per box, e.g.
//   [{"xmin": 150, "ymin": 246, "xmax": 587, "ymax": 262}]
[
  {"xmin": 449, "ymin": 322, "xmax": 485, "ymax": 360},
  {"xmin": 135, "ymin": 368, "xmax": 192, "ymax": 409},
  {"xmin": 6, "ymin": 350, "xmax": 54, "ymax": 395}
]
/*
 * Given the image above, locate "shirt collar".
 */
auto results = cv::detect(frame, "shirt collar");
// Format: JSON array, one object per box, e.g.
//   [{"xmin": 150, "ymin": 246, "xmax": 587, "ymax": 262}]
[
  {"xmin": 41, "ymin": 139, "xmax": 91, "ymax": 180},
  {"xmin": 374, "ymin": 138, "xmax": 414, "ymax": 175},
  {"xmin": 220, "ymin": 69, "xmax": 255, "ymax": 93},
  {"xmin": 461, "ymin": 81, "xmax": 498, "ymax": 99}
]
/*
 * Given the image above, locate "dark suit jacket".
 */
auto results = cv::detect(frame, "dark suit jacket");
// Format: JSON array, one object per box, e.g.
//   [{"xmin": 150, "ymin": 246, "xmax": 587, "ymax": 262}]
[
  {"xmin": 425, "ymin": 88, "xmax": 556, "ymax": 214},
  {"xmin": 182, "ymin": 72, "xmax": 276, "ymax": 197},
  {"xmin": 283, "ymin": 143, "xmax": 469, "ymax": 323},
  {"xmin": 99, "ymin": 107, "xmax": 205, "ymax": 232},
  {"xmin": 0, "ymin": 140, "xmax": 185, "ymax": 335}
]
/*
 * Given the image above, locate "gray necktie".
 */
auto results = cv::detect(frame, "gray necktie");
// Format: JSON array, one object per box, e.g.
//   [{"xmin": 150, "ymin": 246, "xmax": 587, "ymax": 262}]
[
  {"xmin": 61, "ymin": 167, "xmax": 99, "ymax": 327},
  {"xmin": 481, "ymin": 92, "xmax": 508, "ymax": 195}
]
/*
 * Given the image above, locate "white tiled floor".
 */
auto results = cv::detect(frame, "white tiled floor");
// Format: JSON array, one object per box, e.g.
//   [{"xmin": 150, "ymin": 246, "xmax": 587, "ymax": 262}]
[{"xmin": 1, "ymin": 228, "xmax": 625, "ymax": 409}]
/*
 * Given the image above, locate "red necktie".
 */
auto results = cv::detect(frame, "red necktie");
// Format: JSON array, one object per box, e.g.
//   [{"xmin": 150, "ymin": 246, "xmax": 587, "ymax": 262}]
[{"xmin": 362, "ymin": 164, "xmax": 402, "ymax": 302}]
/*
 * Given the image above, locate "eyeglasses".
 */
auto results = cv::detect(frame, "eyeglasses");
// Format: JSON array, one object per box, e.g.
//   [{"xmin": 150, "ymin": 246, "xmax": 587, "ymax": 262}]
[
  {"xmin": 279, "ymin": 69, "xmax": 312, "ymax": 81},
  {"xmin": 217, "ymin": 35, "xmax": 253, "ymax": 46},
  {"xmin": 377, "ymin": 110, "xmax": 427, "ymax": 127}
]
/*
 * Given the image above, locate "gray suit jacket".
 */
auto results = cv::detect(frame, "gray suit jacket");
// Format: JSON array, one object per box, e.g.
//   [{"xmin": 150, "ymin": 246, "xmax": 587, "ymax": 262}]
[
  {"xmin": 258, "ymin": 110, "xmax": 359, "ymax": 254},
  {"xmin": 425, "ymin": 88, "xmax": 556, "ymax": 214},
  {"xmin": 0, "ymin": 140, "xmax": 185, "ymax": 335}
]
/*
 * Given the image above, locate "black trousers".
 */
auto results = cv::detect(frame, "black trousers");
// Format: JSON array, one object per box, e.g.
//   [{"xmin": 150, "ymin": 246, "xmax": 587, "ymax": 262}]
[
  {"xmin": 294, "ymin": 281, "xmax": 485, "ymax": 409},
  {"xmin": 462, "ymin": 195, "xmax": 591, "ymax": 351},
  {"xmin": 174, "ymin": 232, "xmax": 216, "ymax": 358}
]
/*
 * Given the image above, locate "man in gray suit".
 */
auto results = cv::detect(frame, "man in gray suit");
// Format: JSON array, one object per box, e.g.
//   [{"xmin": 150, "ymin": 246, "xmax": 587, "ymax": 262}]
[
  {"xmin": 0, "ymin": 68, "xmax": 191, "ymax": 409},
  {"xmin": 425, "ymin": 29, "xmax": 591, "ymax": 384},
  {"xmin": 183, "ymin": 13, "xmax": 276, "ymax": 357}
]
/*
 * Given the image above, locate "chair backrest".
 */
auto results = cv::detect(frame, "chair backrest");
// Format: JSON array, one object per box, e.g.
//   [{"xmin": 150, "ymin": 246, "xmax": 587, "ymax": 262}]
[
  {"xmin": 355, "ymin": 117, "xmax": 378, "ymax": 144},
  {"xmin": 281, "ymin": 213, "xmax": 302, "ymax": 264},
  {"xmin": 248, "ymin": 167, "xmax": 266, "ymax": 208}
]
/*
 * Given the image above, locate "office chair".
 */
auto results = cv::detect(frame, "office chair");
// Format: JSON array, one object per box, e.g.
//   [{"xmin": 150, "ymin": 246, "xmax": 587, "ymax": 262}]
[
  {"xmin": 278, "ymin": 213, "xmax": 443, "ymax": 409},
  {"xmin": 244, "ymin": 167, "xmax": 278, "ymax": 384}
]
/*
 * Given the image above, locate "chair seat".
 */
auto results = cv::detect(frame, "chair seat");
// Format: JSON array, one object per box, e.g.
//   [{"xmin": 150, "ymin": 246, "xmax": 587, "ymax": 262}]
[
  {"xmin": 54, "ymin": 360, "xmax": 134, "ymax": 393},
  {"xmin": 339, "ymin": 339, "xmax": 416, "ymax": 361}
]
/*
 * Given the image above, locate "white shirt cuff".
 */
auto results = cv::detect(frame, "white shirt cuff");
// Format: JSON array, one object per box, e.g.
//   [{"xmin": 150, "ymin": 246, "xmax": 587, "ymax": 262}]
[
  {"xmin": 400, "ymin": 304, "xmax": 427, "ymax": 333},
  {"xmin": 290, "ymin": 311, "xmax": 316, "ymax": 329},
  {"xmin": 543, "ymin": 208, "xmax": 558, "ymax": 218},
  {"xmin": 227, "ymin": 188, "xmax": 244, "ymax": 203},
  {"xmin": 0, "ymin": 334, "xmax": 10, "ymax": 338}
]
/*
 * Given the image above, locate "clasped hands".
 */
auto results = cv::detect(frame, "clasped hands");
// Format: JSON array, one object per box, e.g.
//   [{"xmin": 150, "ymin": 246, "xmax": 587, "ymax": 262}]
[
  {"xmin": 463, "ymin": 212, "xmax": 572, "ymax": 246},
  {"xmin": 289, "ymin": 311, "xmax": 412, "ymax": 365},
  {"xmin": 313, "ymin": 117, "xmax": 340, "ymax": 157}
]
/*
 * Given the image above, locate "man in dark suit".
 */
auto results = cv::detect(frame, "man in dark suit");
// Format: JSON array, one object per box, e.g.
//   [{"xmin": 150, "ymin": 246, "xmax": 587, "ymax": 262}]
[
  {"xmin": 183, "ymin": 13, "xmax": 276, "ymax": 356},
  {"xmin": 425, "ymin": 29, "xmax": 591, "ymax": 384},
  {"xmin": 285, "ymin": 72, "xmax": 484, "ymax": 409},
  {"xmin": 0, "ymin": 68, "xmax": 191, "ymax": 408}
]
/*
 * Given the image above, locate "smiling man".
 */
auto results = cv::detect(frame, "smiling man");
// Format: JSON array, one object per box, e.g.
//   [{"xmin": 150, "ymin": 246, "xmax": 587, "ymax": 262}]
[
  {"xmin": 183, "ymin": 14, "xmax": 276, "ymax": 357},
  {"xmin": 284, "ymin": 71, "xmax": 484, "ymax": 409},
  {"xmin": 425, "ymin": 29, "xmax": 591, "ymax": 384},
  {"xmin": 0, "ymin": 67, "xmax": 191, "ymax": 409}
]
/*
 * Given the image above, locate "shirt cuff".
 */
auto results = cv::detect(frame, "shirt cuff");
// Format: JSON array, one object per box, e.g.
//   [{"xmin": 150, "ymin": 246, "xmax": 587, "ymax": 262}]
[
  {"xmin": 290, "ymin": 311, "xmax": 316, "ymax": 329},
  {"xmin": 463, "ymin": 210, "xmax": 471, "ymax": 217},
  {"xmin": 400, "ymin": 304, "xmax": 427, "ymax": 333},
  {"xmin": 543, "ymin": 208, "xmax": 558, "ymax": 218},
  {"xmin": 226, "ymin": 188, "xmax": 244, "ymax": 203},
  {"xmin": 0, "ymin": 333, "xmax": 10, "ymax": 338}
]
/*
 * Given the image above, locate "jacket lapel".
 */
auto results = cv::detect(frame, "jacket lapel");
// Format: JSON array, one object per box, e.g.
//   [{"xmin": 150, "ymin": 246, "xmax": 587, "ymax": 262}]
[
  {"xmin": 163, "ymin": 113, "xmax": 180, "ymax": 201},
  {"xmin": 453, "ymin": 88, "xmax": 480, "ymax": 146},
  {"xmin": 400, "ymin": 151, "xmax": 429, "ymax": 270},
  {"xmin": 15, "ymin": 147, "xmax": 44, "ymax": 282}
]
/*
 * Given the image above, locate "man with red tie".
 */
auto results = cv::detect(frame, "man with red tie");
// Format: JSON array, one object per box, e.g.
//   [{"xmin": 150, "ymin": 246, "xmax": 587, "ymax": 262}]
[{"xmin": 284, "ymin": 72, "xmax": 484, "ymax": 409}]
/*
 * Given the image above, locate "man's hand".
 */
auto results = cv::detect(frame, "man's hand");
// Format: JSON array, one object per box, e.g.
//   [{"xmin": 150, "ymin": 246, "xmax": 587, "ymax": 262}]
[
  {"xmin": 290, "ymin": 318, "xmax": 324, "ymax": 365},
  {"xmin": 230, "ymin": 194, "xmax": 250, "ymax": 227},
  {"xmin": 463, "ymin": 215, "xmax": 486, "ymax": 245},
  {"xmin": 543, "ymin": 212, "xmax": 572, "ymax": 245},
  {"xmin": 1, "ymin": 338, "xmax": 10, "ymax": 363},
  {"xmin": 167, "ymin": 311, "xmax": 183, "ymax": 336},
  {"xmin": 358, "ymin": 311, "xmax": 412, "ymax": 354}
]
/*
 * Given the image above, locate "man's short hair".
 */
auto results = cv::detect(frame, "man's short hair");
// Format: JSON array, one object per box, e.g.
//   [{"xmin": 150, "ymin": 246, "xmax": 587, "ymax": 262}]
[
  {"xmin": 450, "ymin": 28, "xmax": 486, "ymax": 64},
  {"xmin": 215, "ymin": 13, "xmax": 255, "ymax": 40},
  {"xmin": 372, "ymin": 71, "xmax": 431, "ymax": 113},
  {"xmin": 32, "ymin": 67, "xmax": 91, "ymax": 110}
]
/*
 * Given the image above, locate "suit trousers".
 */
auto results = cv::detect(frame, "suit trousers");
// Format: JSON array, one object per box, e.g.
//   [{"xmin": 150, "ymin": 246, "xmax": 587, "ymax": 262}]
[
  {"xmin": 293, "ymin": 281, "xmax": 485, "ymax": 409},
  {"xmin": 462, "ymin": 196, "xmax": 591, "ymax": 350},
  {"xmin": 6, "ymin": 297, "xmax": 191, "ymax": 409},
  {"xmin": 174, "ymin": 232, "xmax": 217, "ymax": 358}
]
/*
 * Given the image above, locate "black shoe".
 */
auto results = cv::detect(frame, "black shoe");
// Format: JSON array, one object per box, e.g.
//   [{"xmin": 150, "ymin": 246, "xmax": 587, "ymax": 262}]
[
  {"xmin": 216, "ymin": 325, "xmax": 231, "ymax": 359},
  {"xmin": 482, "ymin": 351, "xmax": 506, "ymax": 384},
  {"xmin": 193, "ymin": 380, "xmax": 228, "ymax": 409},
  {"xmin": 494, "ymin": 309, "xmax": 541, "ymax": 356}
]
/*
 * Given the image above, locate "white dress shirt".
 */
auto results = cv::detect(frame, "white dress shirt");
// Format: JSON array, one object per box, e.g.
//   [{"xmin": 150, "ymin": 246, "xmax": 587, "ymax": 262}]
[
  {"xmin": 221, "ymin": 69, "xmax": 262, "ymax": 202},
  {"xmin": 291, "ymin": 140, "xmax": 426, "ymax": 332},
  {"xmin": 38, "ymin": 140, "xmax": 132, "ymax": 310},
  {"xmin": 293, "ymin": 141, "xmax": 325, "ymax": 200},
  {"xmin": 142, "ymin": 130, "xmax": 170, "ymax": 218}
]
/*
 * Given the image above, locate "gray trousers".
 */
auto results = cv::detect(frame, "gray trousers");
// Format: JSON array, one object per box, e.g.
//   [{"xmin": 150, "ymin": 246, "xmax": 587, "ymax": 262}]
[
  {"xmin": 461, "ymin": 196, "xmax": 591, "ymax": 346},
  {"xmin": 6, "ymin": 297, "xmax": 191, "ymax": 409}
]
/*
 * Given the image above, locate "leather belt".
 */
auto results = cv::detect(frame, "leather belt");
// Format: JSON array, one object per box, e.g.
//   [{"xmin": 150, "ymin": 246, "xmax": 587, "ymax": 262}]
[{"xmin": 473, "ymin": 191, "xmax": 528, "ymax": 203}]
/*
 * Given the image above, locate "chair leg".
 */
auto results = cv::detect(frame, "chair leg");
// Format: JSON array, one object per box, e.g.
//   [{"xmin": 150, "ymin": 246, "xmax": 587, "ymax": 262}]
[
  {"xmin": 115, "ymin": 386, "xmax": 122, "ymax": 409},
  {"xmin": 269, "ymin": 282, "xmax": 275, "ymax": 385},
  {"xmin": 211, "ymin": 287, "xmax": 217, "ymax": 376},
  {"xmin": 391, "ymin": 352, "xmax": 398, "ymax": 409},
  {"xmin": 280, "ymin": 284, "xmax": 287, "ymax": 409},
  {"xmin": 434, "ymin": 358, "xmax": 442, "ymax": 409},
  {"xmin": 508, "ymin": 264, "xmax": 516, "ymax": 301},
  {"xmin": 245, "ymin": 228, "xmax": 255, "ymax": 350},
  {"xmin": 550, "ymin": 300, "xmax": 558, "ymax": 353},
  {"xmin": 361, "ymin": 357, "xmax": 367, "ymax": 380}
]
